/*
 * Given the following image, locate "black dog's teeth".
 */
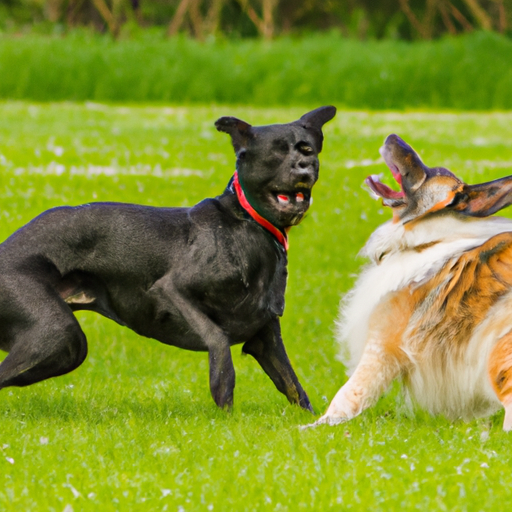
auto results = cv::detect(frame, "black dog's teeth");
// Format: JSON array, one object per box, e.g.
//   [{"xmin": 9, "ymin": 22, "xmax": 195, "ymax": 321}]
[{"xmin": 276, "ymin": 192, "xmax": 309, "ymax": 206}]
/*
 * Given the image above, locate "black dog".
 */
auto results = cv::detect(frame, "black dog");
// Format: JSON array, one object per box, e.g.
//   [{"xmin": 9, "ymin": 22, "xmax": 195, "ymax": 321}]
[{"xmin": 0, "ymin": 106, "xmax": 336, "ymax": 411}]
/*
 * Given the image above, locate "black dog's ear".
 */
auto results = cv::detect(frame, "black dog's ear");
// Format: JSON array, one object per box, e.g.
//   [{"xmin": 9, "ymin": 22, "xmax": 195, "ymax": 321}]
[
  {"xmin": 299, "ymin": 106, "xmax": 337, "ymax": 130},
  {"xmin": 215, "ymin": 116, "xmax": 253, "ymax": 153},
  {"xmin": 297, "ymin": 106, "xmax": 336, "ymax": 152}
]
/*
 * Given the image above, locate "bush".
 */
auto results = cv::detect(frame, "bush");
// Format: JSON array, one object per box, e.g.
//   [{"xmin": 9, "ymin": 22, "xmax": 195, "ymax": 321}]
[{"xmin": 0, "ymin": 30, "xmax": 511, "ymax": 109}]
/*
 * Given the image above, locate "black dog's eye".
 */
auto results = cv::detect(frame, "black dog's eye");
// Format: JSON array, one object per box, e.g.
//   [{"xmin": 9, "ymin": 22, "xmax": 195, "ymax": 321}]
[
  {"xmin": 238, "ymin": 149, "xmax": 247, "ymax": 160},
  {"xmin": 298, "ymin": 143, "xmax": 314, "ymax": 155}
]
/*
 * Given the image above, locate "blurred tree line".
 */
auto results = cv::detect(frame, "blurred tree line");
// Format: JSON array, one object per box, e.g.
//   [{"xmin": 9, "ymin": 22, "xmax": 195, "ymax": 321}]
[{"xmin": 0, "ymin": 0, "xmax": 509, "ymax": 39}]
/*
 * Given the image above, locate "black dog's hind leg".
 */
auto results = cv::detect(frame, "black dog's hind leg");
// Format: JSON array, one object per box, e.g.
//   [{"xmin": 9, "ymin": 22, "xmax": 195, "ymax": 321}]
[
  {"xmin": 0, "ymin": 290, "xmax": 88, "ymax": 389},
  {"xmin": 243, "ymin": 319, "xmax": 313, "ymax": 412}
]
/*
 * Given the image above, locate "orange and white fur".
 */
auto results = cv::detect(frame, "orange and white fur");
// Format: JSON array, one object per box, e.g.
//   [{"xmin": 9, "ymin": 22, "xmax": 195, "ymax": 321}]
[{"xmin": 313, "ymin": 134, "xmax": 512, "ymax": 430}]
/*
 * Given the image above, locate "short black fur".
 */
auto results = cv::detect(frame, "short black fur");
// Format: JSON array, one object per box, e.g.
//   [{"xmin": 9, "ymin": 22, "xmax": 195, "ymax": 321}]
[{"xmin": 0, "ymin": 106, "xmax": 336, "ymax": 411}]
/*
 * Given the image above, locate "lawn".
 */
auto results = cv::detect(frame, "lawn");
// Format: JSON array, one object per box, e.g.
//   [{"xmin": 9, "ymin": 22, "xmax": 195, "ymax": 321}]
[{"xmin": 1, "ymin": 102, "xmax": 512, "ymax": 511}]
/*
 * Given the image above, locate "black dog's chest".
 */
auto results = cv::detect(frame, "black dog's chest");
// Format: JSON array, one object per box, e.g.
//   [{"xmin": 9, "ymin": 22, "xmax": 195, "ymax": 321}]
[
  {"xmin": 117, "ymin": 199, "xmax": 289, "ymax": 348},
  {"xmin": 175, "ymin": 209, "xmax": 288, "ymax": 341},
  {"xmin": 200, "ymin": 244, "xmax": 287, "ymax": 335}
]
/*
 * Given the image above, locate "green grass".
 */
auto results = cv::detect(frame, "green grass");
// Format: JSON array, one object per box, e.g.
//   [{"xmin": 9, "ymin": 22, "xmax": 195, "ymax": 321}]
[
  {"xmin": 1, "ymin": 103, "xmax": 512, "ymax": 510},
  {"xmin": 1, "ymin": 31, "xmax": 512, "ymax": 109}
]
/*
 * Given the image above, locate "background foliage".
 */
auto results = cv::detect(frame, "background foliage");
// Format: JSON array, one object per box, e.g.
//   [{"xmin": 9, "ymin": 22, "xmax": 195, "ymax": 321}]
[
  {"xmin": 1, "ymin": 30, "xmax": 511, "ymax": 108},
  {"xmin": 0, "ymin": 0, "xmax": 510, "ymax": 40}
]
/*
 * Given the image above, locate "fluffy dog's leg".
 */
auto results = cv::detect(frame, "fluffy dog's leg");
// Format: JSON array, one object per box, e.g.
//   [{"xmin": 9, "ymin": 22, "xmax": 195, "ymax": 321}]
[
  {"xmin": 488, "ymin": 332, "xmax": 512, "ymax": 431},
  {"xmin": 0, "ymin": 293, "xmax": 87, "ymax": 389},
  {"xmin": 243, "ymin": 319, "xmax": 313, "ymax": 412},
  {"xmin": 314, "ymin": 345, "xmax": 402, "ymax": 426},
  {"xmin": 305, "ymin": 289, "xmax": 412, "ymax": 428}
]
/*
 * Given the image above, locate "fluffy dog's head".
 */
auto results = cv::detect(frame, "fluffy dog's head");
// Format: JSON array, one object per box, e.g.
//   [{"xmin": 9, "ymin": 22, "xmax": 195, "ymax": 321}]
[
  {"xmin": 215, "ymin": 106, "xmax": 336, "ymax": 229},
  {"xmin": 366, "ymin": 134, "xmax": 512, "ymax": 225}
]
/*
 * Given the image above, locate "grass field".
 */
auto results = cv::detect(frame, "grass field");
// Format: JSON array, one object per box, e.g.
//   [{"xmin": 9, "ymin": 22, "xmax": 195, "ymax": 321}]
[{"xmin": 1, "ymin": 102, "xmax": 512, "ymax": 511}]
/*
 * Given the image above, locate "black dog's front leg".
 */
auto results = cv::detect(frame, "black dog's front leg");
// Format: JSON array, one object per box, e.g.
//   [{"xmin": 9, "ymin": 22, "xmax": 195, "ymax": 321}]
[
  {"xmin": 207, "ymin": 341, "xmax": 235, "ymax": 409},
  {"xmin": 165, "ymin": 287, "xmax": 235, "ymax": 409},
  {"xmin": 243, "ymin": 319, "xmax": 313, "ymax": 413}
]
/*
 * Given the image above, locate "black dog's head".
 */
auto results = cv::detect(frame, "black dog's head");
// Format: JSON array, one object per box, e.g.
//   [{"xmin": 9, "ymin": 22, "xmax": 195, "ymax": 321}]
[{"xmin": 215, "ymin": 106, "xmax": 336, "ymax": 228}]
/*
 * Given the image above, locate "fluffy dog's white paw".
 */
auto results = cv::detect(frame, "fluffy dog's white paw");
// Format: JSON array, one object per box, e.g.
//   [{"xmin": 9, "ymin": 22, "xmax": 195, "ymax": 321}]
[{"xmin": 299, "ymin": 414, "xmax": 347, "ymax": 430}]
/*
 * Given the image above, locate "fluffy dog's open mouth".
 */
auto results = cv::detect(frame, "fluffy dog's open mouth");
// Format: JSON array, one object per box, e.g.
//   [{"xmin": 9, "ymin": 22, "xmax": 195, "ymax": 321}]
[{"xmin": 365, "ymin": 160, "xmax": 405, "ymax": 208}]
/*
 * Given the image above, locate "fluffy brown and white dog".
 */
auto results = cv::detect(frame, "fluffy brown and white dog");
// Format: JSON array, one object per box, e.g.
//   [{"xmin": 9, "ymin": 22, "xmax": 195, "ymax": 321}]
[{"xmin": 311, "ymin": 134, "xmax": 512, "ymax": 430}]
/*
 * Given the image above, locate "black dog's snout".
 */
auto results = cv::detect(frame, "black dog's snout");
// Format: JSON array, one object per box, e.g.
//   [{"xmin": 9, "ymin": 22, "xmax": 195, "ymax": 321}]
[
  {"xmin": 294, "ymin": 165, "xmax": 314, "ymax": 176},
  {"xmin": 291, "ymin": 160, "xmax": 317, "ymax": 185}
]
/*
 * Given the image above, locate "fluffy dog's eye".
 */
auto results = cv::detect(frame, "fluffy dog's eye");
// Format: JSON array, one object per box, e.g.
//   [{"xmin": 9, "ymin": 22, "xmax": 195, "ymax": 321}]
[{"xmin": 238, "ymin": 149, "xmax": 247, "ymax": 160}]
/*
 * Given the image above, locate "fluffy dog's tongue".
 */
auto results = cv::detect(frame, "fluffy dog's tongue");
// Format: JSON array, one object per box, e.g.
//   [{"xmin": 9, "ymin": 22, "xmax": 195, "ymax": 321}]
[{"xmin": 365, "ymin": 174, "xmax": 404, "ymax": 200}]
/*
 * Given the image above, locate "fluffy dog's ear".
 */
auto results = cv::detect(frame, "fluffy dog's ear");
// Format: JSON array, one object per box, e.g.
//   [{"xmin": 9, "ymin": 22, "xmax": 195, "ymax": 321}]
[
  {"xmin": 297, "ymin": 106, "xmax": 337, "ymax": 152},
  {"xmin": 452, "ymin": 175, "xmax": 512, "ymax": 217},
  {"xmin": 215, "ymin": 117, "xmax": 253, "ymax": 153}
]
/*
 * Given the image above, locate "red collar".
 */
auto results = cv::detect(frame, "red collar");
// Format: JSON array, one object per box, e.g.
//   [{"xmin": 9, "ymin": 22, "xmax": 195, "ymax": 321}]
[{"xmin": 232, "ymin": 171, "xmax": 289, "ymax": 251}]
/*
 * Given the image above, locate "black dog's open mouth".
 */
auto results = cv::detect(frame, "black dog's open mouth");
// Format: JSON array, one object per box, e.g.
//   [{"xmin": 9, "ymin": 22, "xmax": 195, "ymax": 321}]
[
  {"xmin": 273, "ymin": 189, "xmax": 311, "ymax": 208},
  {"xmin": 365, "ymin": 159, "xmax": 405, "ymax": 208}
]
